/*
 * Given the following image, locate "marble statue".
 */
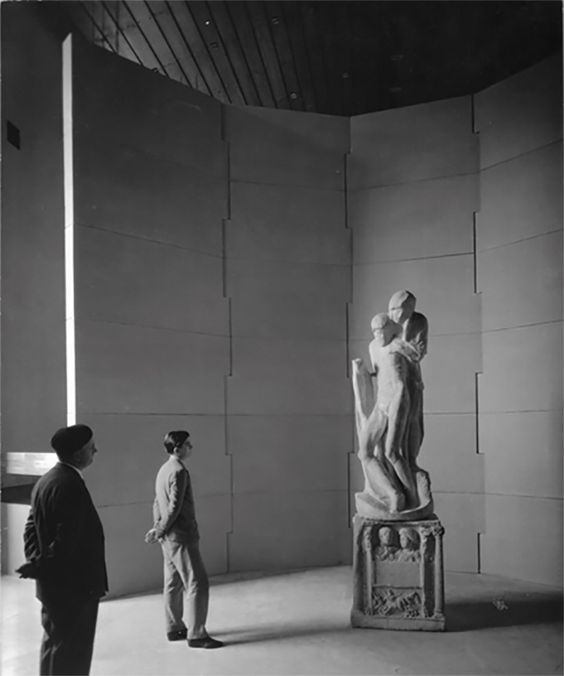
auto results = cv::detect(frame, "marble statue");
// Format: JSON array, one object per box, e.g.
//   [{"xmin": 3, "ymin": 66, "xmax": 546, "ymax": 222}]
[
  {"xmin": 351, "ymin": 293, "xmax": 444, "ymax": 630},
  {"xmin": 352, "ymin": 292, "xmax": 433, "ymax": 521}
]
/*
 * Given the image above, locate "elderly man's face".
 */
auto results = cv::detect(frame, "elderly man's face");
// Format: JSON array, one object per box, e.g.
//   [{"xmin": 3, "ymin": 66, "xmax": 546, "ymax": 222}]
[{"xmin": 73, "ymin": 437, "xmax": 98, "ymax": 470}]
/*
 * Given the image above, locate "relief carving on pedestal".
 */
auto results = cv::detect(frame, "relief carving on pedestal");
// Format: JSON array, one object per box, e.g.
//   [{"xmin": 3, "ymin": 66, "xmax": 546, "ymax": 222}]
[{"xmin": 371, "ymin": 588, "xmax": 422, "ymax": 617}]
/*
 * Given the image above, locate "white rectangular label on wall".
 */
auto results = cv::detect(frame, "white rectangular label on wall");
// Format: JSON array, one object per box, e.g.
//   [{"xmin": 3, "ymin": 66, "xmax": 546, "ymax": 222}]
[{"xmin": 7, "ymin": 452, "xmax": 58, "ymax": 475}]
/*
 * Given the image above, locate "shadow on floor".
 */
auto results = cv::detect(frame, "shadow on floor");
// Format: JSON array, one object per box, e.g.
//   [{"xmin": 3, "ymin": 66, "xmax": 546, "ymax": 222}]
[
  {"xmin": 446, "ymin": 596, "xmax": 563, "ymax": 632},
  {"xmin": 210, "ymin": 567, "xmax": 323, "ymax": 586},
  {"xmin": 216, "ymin": 623, "xmax": 352, "ymax": 646}
]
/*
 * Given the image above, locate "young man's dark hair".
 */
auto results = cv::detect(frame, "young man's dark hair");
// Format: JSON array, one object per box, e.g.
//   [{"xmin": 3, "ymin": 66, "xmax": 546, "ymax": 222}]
[{"xmin": 163, "ymin": 430, "xmax": 190, "ymax": 455}]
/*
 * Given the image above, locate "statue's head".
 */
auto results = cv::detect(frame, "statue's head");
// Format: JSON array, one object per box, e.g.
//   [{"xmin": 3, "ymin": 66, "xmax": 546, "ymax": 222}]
[
  {"xmin": 388, "ymin": 290, "xmax": 416, "ymax": 324},
  {"xmin": 370, "ymin": 313, "xmax": 401, "ymax": 347},
  {"xmin": 378, "ymin": 526, "xmax": 395, "ymax": 547},
  {"xmin": 399, "ymin": 527, "xmax": 419, "ymax": 550}
]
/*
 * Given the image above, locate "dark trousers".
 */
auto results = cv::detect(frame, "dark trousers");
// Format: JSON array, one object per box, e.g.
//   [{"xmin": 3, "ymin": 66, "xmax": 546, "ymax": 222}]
[{"xmin": 39, "ymin": 593, "xmax": 99, "ymax": 675}]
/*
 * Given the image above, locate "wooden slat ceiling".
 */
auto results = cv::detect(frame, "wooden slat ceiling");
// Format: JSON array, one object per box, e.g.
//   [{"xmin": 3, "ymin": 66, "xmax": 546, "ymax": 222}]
[{"xmin": 60, "ymin": 0, "xmax": 561, "ymax": 116}]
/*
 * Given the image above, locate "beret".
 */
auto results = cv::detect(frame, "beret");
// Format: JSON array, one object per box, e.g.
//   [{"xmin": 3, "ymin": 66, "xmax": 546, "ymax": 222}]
[{"xmin": 51, "ymin": 424, "xmax": 93, "ymax": 455}]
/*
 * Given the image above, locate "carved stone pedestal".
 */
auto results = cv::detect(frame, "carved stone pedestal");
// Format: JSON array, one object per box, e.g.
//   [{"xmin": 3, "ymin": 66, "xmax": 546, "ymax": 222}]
[{"xmin": 351, "ymin": 514, "xmax": 446, "ymax": 631}]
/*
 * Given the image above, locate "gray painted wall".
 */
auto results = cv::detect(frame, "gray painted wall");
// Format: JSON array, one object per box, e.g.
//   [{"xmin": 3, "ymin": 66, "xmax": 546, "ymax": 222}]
[
  {"xmin": 0, "ymin": 6, "xmax": 66, "ymax": 469},
  {"xmin": 224, "ymin": 105, "xmax": 352, "ymax": 571},
  {"xmin": 347, "ymin": 56, "xmax": 563, "ymax": 586},
  {"xmin": 70, "ymin": 40, "xmax": 353, "ymax": 594},
  {"xmin": 69, "ymin": 37, "xmax": 231, "ymax": 594},
  {"xmin": 475, "ymin": 56, "xmax": 563, "ymax": 586},
  {"xmin": 1, "ymin": 4, "xmax": 67, "ymax": 574}
]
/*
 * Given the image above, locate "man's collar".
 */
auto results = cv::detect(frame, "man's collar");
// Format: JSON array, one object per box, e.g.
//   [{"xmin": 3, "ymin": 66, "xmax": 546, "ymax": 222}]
[
  {"xmin": 59, "ymin": 461, "xmax": 84, "ymax": 479},
  {"xmin": 170, "ymin": 455, "xmax": 189, "ymax": 472}
]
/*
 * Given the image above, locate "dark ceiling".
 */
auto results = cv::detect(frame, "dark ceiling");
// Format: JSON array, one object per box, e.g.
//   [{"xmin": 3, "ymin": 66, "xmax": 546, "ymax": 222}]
[{"xmin": 55, "ymin": 1, "xmax": 561, "ymax": 116}]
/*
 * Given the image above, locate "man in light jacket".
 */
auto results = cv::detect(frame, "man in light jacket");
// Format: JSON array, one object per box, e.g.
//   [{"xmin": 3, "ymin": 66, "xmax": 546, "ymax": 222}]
[{"xmin": 145, "ymin": 430, "xmax": 223, "ymax": 649}]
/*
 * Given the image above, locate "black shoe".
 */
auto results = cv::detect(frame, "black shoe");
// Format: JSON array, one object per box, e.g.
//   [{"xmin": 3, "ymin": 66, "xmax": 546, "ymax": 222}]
[
  {"xmin": 167, "ymin": 630, "xmax": 188, "ymax": 641},
  {"xmin": 188, "ymin": 636, "xmax": 224, "ymax": 649}
]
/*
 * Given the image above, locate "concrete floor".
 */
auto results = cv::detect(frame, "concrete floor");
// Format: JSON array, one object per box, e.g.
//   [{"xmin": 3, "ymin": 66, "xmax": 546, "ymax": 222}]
[{"xmin": 1, "ymin": 566, "xmax": 562, "ymax": 676}]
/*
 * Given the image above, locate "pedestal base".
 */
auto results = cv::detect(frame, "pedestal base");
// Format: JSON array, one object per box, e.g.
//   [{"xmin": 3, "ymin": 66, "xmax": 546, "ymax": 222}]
[{"xmin": 351, "ymin": 515, "xmax": 446, "ymax": 631}]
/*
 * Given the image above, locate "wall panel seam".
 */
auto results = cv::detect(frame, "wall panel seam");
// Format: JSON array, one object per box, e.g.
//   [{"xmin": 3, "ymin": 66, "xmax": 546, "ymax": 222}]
[
  {"xmin": 433, "ymin": 490, "xmax": 484, "ymax": 496},
  {"xmin": 227, "ymin": 256, "xmax": 350, "ymax": 267},
  {"xmin": 76, "ymin": 412, "xmax": 227, "ymax": 417},
  {"xmin": 230, "ymin": 334, "xmax": 353, "ymax": 345},
  {"xmin": 422, "ymin": 410, "xmax": 484, "ymax": 416},
  {"xmin": 479, "ymin": 407, "xmax": 562, "ymax": 414},
  {"xmin": 74, "ymin": 317, "xmax": 230, "ymax": 338},
  {"xmin": 230, "ymin": 178, "xmax": 347, "ymax": 191},
  {"xmin": 95, "ymin": 497, "xmax": 232, "ymax": 509},
  {"xmin": 232, "ymin": 488, "xmax": 349, "ymax": 497},
  {"xmin": 211, "ymin": 412, "xmax": 353, "ymax": 418},
  {"xmin": 473, "ymin": 211, "xmax": 480, "ymax": 294},
  {"xmin": 481, "ymin": 318, "xmax": 562, "ymax": 334},
  {"xmin": 481, "ymin": 493, "xmax": 563, "ymax": 502},
  {"xmin": 475, "ymin": 372, "xmax": 483, "ymax": 454},
  {"xmin": 352, "ymin": 331, "xmax": 482, "ymax": 341},
  {"xmin": 479, "ymin": 409, "xmax": 562, "ymax": 415},
  {"xmin": 73, "ymin": 132, "xmax": 227, "ymax": 178},
  {"xmin": 471, "ymin": 94, "xmax": 479, "ymax": 135},
  {"xmin": 96, "ymin": 500, "xmax": 156, "ymax": 508},
  {"xmin": 476, "ymin": 227, "xmax": 563, "ymax": 254},
  {"xmin": 479, "ymin": 137, "xmax": 563, "ymax": 173},
  {"xmin": 353, "ymin": 251, "xmax": 473, "ymax": 266},
  {"xmin": 349, "ymin": 169, "xmax": 478, "ymax": 192},
  {"xmin": 75, "ymin": 222, "xmax": 225, "ymax": 260}
]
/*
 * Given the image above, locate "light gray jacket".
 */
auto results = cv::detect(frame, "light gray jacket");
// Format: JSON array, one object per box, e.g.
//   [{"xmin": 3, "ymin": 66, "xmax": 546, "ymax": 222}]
[{"xmin": 153, "ymin": 456, "xmax": 199, "ymax": 543}]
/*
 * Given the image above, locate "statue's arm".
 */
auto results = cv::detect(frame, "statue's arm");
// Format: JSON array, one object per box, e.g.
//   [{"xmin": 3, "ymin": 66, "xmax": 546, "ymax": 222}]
[
  {"xmin": 368, "ymin": 340, "xmax": 379, "ymax": 374},
  {"xmin": 351, "ymin": 358, "xmax": 375, "ymax": 426}
]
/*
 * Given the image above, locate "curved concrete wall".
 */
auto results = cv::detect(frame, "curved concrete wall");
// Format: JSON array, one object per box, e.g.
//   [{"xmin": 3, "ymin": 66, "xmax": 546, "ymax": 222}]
[
  {"xmin": 348, "ymin": 55, "xmax": 562, "ymax": 586},
  {"xmin": 69, "ymin": 38, "xmax": 231, "ymax": 595},
  {"xmin": 475, "ymin": 56, "xmax": 563, "ymax": 586},
  {"xmin": 224, "ymin": 105, "xmax": 351, "ymax": 571},
  {"xmin": 70, "ymin": 39, "xmax": 352, "ymax": 593}
]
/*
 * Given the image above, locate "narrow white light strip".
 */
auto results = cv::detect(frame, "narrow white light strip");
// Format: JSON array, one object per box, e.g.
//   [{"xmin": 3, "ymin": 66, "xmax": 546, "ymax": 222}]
[{"xmin": 63, "ymin": 36, "xmax": 76, "ymax": 426}]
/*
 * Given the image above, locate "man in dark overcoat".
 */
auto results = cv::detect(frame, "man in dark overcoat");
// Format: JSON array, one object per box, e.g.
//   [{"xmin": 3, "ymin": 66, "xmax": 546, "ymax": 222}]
[{"xmin": 17, "ymin": 424, "xmax": 108, "ymax": 675}]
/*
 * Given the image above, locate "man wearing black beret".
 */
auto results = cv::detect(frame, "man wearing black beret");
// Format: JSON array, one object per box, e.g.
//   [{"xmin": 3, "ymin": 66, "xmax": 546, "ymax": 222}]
[{"xmin": 17, "ymin": 424, "xmax": 108, "ymax": 675}]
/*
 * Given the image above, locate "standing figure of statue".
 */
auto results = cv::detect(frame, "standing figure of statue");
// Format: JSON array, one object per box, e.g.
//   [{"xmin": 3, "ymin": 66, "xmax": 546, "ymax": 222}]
[
  {"xmin": 352, "ymin": 293, "xmax": 433, "ymax": 521},
  {"xmin": 387, "ymin": 290, "xmax": 428, "ymax": 467}
]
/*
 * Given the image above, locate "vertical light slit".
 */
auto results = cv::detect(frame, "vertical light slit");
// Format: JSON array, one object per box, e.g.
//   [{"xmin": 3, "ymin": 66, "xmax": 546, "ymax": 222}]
[{"xmin": 63, "ymin": 36, "xmax": 76, "ymax": 426}]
